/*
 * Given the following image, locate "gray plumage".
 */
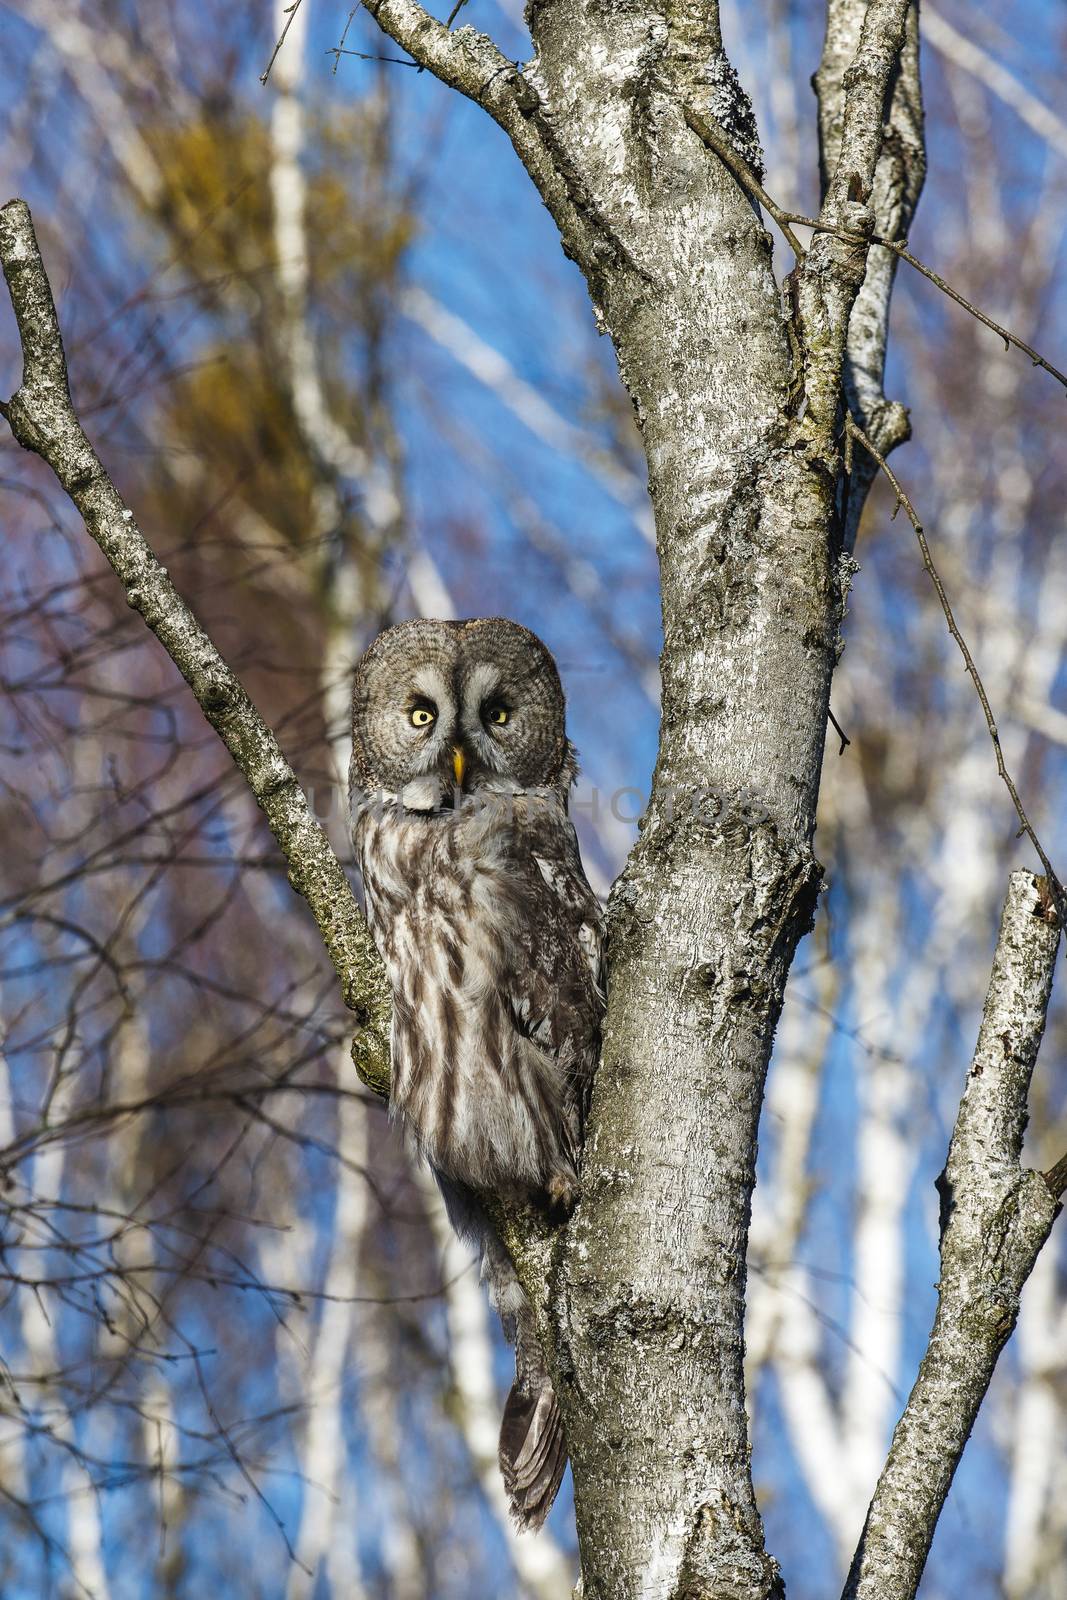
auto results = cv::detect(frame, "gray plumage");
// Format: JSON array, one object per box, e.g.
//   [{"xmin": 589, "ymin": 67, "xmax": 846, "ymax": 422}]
[{"xmin": 349, "ymin": 617, "xmax": 604, "ymax": 1531}]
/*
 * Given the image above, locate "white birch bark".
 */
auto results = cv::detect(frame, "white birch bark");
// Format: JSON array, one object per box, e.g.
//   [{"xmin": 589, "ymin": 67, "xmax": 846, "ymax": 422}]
[
  {"xmin": 101, "ymin": 986, "xmax": 189, "ymax": 1588},
  {"xmin": 270, "ymin": 26, "xmax": 378, "ymax": 1543},
  {"xmin": 282, "ymin": 1074, "xmax": 370, "ymax": 1600},
  {"xmin": 353, "ymin": 3, "xmax": 917, "ymax": 1591},
  {"xmin": 1003, "ymin": 1246, "xmax": 1063, "ymax": 1600},
  {"xmin": 269, "ymin": 0, "xmax": 401, "ymax": 560},
  {"xmin": 12, "ymin": 1061, "xmax": 111, "ymax": 1600},
  {"xmin": 843, "ymin": 870, "xmax": 1061, "ymax": 1600}
]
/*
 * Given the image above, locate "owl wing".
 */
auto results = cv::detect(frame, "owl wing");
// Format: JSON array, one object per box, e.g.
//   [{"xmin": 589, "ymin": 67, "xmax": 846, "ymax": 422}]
[
  {"xmin": 494, "ymin": 806, "xmax": 603, "ymax": 1520},
  {"xmin": 502, "ymin": 798, "xmax": 605, "ymax": 1125}
]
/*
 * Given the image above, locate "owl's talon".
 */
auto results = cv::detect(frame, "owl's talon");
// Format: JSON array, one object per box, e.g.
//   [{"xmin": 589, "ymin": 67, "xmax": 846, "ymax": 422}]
[{"xmin": 545, "ymin": 1171, "xmax": 581, "ymax": 1214}]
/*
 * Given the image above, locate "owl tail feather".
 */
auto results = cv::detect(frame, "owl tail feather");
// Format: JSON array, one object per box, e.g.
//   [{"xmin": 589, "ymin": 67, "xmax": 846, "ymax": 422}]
[
  {"xmin": 499, "ymin": 1324, "xmax": 568, "ymax": 1531},
  {"xmin": 432, "ymin": 1169, "xmax": 569, "ymax": 1530}
]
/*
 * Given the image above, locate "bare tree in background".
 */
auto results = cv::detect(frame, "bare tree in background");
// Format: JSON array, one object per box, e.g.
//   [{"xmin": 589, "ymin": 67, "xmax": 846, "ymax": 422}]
[{"xmin": 1, "ymin": 2, "xmax": 1067, "ymax": 1598}]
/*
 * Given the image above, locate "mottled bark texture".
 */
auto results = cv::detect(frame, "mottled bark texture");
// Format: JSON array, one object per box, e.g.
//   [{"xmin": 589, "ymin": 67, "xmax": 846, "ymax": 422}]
[
  {"xmin": 0, "ymin": 199, "xmax": 392, "ymax": 1093},
  {"xmin": 815, "ymin": 0, "xmax": 926, "ymax": 548},
  {"xmin": 359, "ymin": 3, "xmax": 915, "ymax": 1596},
  {"xmin": 844, "ymin": 871, "xmax": 1061, "ymax": 1600}
]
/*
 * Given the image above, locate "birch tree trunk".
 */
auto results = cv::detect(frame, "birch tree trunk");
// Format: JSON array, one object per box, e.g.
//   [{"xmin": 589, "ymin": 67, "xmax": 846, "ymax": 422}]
[
  {"xmin": 350, "ymin": 1, "xmax": 916, "ymax": 1592},
  {"xmin": 530, "ymin": 18, "xmax": 890, "ymax": 1599}
]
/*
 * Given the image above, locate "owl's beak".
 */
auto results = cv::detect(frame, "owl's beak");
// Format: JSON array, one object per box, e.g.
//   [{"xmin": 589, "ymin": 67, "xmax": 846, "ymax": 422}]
[{"xmin": 451, "ymin": 746, "xmax": 467, "ymax": 789}]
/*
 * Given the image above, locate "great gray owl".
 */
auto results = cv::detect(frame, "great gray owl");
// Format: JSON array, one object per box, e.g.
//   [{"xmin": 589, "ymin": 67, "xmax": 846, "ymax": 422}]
[{"xmin": 349, "ymin": 617, "xmax": 604, "ymax": 1530}]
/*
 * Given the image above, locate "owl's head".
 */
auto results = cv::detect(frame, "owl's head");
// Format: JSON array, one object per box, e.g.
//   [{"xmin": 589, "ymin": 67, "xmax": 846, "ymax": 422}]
[{"xmin": 350, "ymin": 618, "xmax": 574, "ymax": 802}]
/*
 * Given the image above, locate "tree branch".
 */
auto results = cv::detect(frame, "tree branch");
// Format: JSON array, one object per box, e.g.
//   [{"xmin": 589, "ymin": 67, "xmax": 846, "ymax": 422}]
[
  {"xmin": 0, "ymin": 198, "xmax": 391, "ymax": 1097},
  {"xmin": 683, "ymin": 106, "xmax": 808, "ymax": 260},
  {"xmin": 815, "ymin": 0, "xmax": 925, "ymax": 543},
  {"xmin": 357, "ymin": 0, "xmax": 621, "ymax": 294},
  {"xmin": 360, "ymin": 0, "xmax": 507, "ymax": 96},
  {"xmin": 842, "ymin": 869, "xmax": 1061, "ymax": 1600},
  {"xmin": 817, "ymin": 0, "xmax": 916, "ymax": 218},
  {"xmin": 796, "ymin": 0, "xmax": 914, "ymax": 433}
]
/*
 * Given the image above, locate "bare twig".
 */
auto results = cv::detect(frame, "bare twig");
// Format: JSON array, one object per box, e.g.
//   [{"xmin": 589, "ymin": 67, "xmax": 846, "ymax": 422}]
[
  {"xmin": 332, "ymin": 6, "xmax": 360, "ymax": 74},
  {"xmin": 800, "ymin": 215, "xmax": 1067, "ymax": 393},
  {"xmin": 329, "ymin": 7, "xmax": 419, "ymax": 72},
  {"xmin": 260, "ymin": 0, "xmax": 307, "ymax": 86},
  {"xmin": 827, "ymin": 706, "xmax": 851, "ymax": 755},
  {"xmin": 845, "ymin": 415, "xmax": 1067, "ymax": 935},
  {"xmin": 684, "ymin": 107, "xmax": 807, "ymax": 260},
  {"xmin": 329, "ymin": 46, "xmax": 419, "ymax": 69},
  {"xmin": 0, "ymin": 198, "xmax": 392, "ymax": 1094},
  {"xmin": 191, "ymin": 1349, "xmax": 304, "ymax": 1564}
]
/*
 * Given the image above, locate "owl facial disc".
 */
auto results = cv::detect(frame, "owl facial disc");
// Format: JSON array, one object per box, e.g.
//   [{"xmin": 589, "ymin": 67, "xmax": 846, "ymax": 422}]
[{"xmin": 350, "ymin": 617, "xmax": 570, "ymax": 801}]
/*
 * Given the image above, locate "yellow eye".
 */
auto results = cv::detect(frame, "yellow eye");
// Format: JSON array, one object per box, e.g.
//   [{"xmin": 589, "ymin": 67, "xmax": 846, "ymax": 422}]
[
  {"xmin": 487, "ymin": 705, "xmax": 509, "ymax": 726},
  {"xmin": 409, "ymin": 705, "xmax": 436, "ymax": 727}
]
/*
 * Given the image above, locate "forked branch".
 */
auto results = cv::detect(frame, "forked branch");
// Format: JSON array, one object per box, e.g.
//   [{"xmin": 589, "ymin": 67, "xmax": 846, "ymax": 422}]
[{"xmin": 843, "ymin": 870, "xmax": 1061, "ymax": 1600}]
